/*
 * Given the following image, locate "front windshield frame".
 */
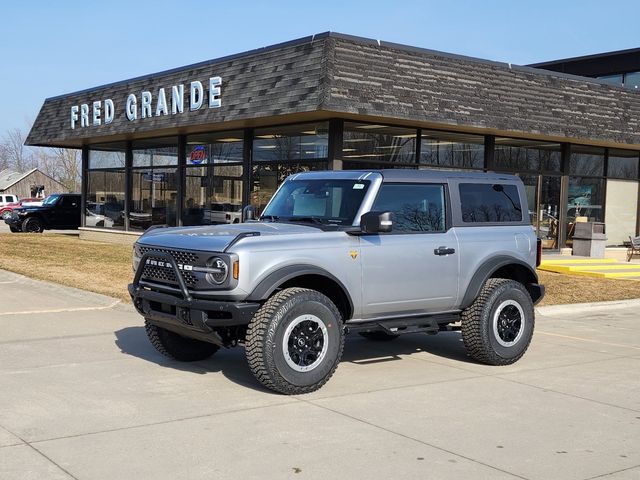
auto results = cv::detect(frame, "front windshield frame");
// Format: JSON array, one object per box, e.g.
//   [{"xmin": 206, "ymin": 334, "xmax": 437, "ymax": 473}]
[{"xmin": 260, "ymin": 179, "xmax": 372, "ymax": 227}]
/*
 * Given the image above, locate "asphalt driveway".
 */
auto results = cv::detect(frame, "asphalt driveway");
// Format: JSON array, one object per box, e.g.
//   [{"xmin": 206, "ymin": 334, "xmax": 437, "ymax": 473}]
[{"xmin": 0, "ymin": 270, "xmax": 638, "ymax": 480}]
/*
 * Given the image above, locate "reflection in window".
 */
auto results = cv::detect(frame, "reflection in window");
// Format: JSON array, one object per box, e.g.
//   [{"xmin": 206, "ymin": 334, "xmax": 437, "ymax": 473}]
[
  {"xmin": 421, "ymin": 131, "xmax": 484, "ymax": 169},
  {"xmin": 186, "ymin": 131, "xmax": 244, "ymax": 165},
  {"xmin": 129, "ymin": 168, "xmax": 178, "ymax": 230},
  {"xmin": 342, "ymin": 123, "xmax": 416, "ymax": 165},
  {"xmin": 570, "ymin": 146, "xmax": 605, "ymax": 176},
  {"xmin": 253, "ymin": 123, "xmax": 328, "ymax": 162},
  {"xmin": 608, "ymin": 149, "xmax": 639, "ymax": 179},
  {"xmin": 495, "ymin": 138, "xmax": 561, "ymax": 172},
  {"xmin": 183, "ymin": 165, "xmax": 243, "ymax": 226},
  {"xmin": 624, "ymin": 71, "xmax": 640, "ymax": 90},
  {"xmin": 89, "ymin": 143, "xmax": 126, "ymax": 169},
  {"xmin": 566, "ymin": 176, "xmax": 604, "ymax": 246},
  {"xmin": 86, "ymin": 170, "xmax": 125, "ymax": 230},
  {"xmin": 598, "ymin": 74, "xmax": 623, "ymax": 86},
  {"xmin": 373, "ymin": 184, "xmax": 446, "ymax": 232},
  {"xmin": 133, "ymin": 138, "xmax": 178, "ymax": 167},
  {"xmin": 251, "ymin": 162, "xmax": 327, "ymax": 215},
  {"xmin": 460, "ymin": 183, "xmax": 522, "ymax": 223}
]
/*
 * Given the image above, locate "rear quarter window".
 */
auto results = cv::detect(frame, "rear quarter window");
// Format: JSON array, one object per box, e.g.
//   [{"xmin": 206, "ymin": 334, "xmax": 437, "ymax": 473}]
[{"xmin": 459, "ymin": 183, "xmax": 522, "ymax": 223}]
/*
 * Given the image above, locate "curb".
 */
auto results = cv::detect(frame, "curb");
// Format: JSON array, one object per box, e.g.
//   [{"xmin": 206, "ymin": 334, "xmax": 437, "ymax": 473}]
[{"xmin": 536, "ymin": 298, "xmax": 640, "ymax": 316}]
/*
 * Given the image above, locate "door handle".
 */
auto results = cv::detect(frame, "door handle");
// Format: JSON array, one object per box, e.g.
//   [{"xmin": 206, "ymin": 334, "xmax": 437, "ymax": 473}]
[{"xmin": 434, "ymin": 246, "xmax": 456, "ymax": 256}]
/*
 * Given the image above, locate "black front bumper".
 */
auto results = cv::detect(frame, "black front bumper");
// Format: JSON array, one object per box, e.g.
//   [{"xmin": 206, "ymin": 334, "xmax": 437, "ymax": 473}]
[
  {"xmin": 4, "ymin": 215, "xmax": 20, "ymax": 227},
  {"xmin": 129, "ymin": 251, "xmax": 260, "ymax": 346}
]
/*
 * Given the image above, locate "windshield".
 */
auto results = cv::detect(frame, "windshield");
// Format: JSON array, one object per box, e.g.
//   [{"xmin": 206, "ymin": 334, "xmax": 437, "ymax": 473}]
[
  {"xmin": 261, "ymin": 179, "xmax": 371, "ymax": 226},
  {"xmin": 42, "ymin": 195, "xmax": 60, "ymax": 205}
]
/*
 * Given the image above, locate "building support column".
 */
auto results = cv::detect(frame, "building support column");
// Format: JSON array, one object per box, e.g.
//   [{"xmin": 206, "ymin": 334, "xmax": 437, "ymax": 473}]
[
  {"xmin": 177, "ymin": 135, "xmax": 186, "ymax": 226},
  {"xmin": 80, "ymin": 146, "xmax": 89, "ymax": 228},
  {"xmin": 124, "ymin": 141, "xmax": 132, "ymax": 231},
  {"xmin": 558, "ymin": 143, "xmax": 571, "ymax": 249},
  {"xmin": 484, "ymin": 135, "xmax": 495, "ymax": 171},
  {"xmin": 328, "ymin": 119, "xmax": 344, "ymax": 170},
  {"xmin": 243, "ymin": 128, "xmax": 253, "ymax": 208}
]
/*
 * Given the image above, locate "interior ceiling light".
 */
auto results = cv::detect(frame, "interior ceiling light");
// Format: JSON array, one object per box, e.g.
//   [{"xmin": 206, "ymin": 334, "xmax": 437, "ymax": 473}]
[
  {"xmin": 393, "ymin": 134, "xmax": 417, "ymax": 138},
  {"xmin": 216, "ymin": 138, "xmax": 242, "ymax": 142},
  {"xmin": 342, "ymin": 154, "xmax": 382, "ymax": 158},
  {"xmin": 343, "ymin": 138, "xmax": 373, "ymax": 143},
  {"xmin": 255, "ymin": 134, "xmax": 281, "ymax": 139},
  {"xmin": 356, "ymin": 124, "xmax": 386, "ymax": 129},
  {"xmin": 301, "ymin": 130, "xmax": 317, "ymax": 135},
  {"xmin": 257, "ymin": 145, "xmax": 278, "ymax": 149},
  {"xmin": 342, "ymin": 148, "xmax": 357, "ymax": 152}
]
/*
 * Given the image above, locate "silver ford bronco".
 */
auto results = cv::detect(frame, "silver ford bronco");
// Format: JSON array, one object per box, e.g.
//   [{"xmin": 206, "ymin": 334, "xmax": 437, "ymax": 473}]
[{"xmin": 129, "ymin": 170, "xmax": 544, "ymax": 394}]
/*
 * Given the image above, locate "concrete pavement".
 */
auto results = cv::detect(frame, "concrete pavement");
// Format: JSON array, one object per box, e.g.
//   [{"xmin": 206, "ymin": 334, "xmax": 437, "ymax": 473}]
[{"xmin": 0, "ymin": 269, "xmax": 638, "ymax": 480}]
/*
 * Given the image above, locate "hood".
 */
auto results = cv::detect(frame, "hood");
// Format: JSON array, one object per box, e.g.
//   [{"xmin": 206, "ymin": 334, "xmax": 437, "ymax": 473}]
[
  {"xmin": 13, "ymin": 205, "xmax": 52, "ymax": 213},
  {"xmin": 136, "ymin": 222, "xmax": 320, "ymax": 252}
]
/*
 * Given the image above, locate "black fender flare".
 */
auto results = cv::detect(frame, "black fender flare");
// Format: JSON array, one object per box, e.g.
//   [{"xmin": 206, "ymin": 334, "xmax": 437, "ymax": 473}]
[
  {"xmin": 461, "ymin": 256, "xmax": 541, "ymax": 309},
  {"xmin": 246, "ymin": 264, "xmax": 354, "ymax": 316}
]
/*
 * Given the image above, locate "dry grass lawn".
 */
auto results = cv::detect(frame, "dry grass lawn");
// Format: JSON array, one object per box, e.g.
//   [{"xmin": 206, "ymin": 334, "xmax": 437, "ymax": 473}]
[
  {"xmin": 0, "ymin": 233, "xmax": 638, "ymax": 306},
  {"xmin": 0, "ymin": 233, "xmax": 133, "ymax": 302}
]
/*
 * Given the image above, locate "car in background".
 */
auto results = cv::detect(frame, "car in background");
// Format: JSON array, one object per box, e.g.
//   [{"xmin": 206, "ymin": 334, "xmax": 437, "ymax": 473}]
[
  {"xmin": 0, "ymin": 194, "xmax": 19, "ymax": 208},
  {"xmin": 203, "ymin": 203, "xmax": 242, "ymax": 224},
  {"xmin": 0, "ymin": 197, "xmax": 44, "ymax": 220},
  {"xmin": 4, "ymin": 194, "xmax": 81, "ymax": 233}
]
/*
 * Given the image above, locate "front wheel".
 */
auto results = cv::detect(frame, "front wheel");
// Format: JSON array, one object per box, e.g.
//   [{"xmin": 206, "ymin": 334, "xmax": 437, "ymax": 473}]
[
  {"xmin": 9, "ymin": 226, "xmax": 20, "ymax": 233},
  {"xmin": 1, "ymin": 211, "xmax": 11, "ymax": 220},
  {"xmin": 245, "ymin": 288, "xmax": 344, "ymax": 394},
  {"xmin": 145, "ymin": 321, "xmax": 219, "ymax": 361},
  {"xmin": 22, "ymin": 217, "xmax": 44, "ymax": 233},
  {"xmin": 461, "ymin": 278, "xmax": 534, "ymax": 365}
]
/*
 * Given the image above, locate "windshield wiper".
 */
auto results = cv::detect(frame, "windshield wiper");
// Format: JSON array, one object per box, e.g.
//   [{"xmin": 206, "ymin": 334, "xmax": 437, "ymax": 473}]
[{"xmin": 286, "ymin": 216, "xmax": 326, "ymax": 225}]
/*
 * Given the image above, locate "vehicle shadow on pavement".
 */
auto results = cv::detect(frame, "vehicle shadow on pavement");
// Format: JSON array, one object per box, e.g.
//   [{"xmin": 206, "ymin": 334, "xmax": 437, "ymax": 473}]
[
  {"xmin": 343, "ymin": 331, "xmax": 476, "ymax": 365},
  {"xmin": 115, "ymin": 327, "xmax": 476, "ymax": 390},
  {"xmin": 114, "ymin": 326, "xmax": 268, "ymax": 392}
]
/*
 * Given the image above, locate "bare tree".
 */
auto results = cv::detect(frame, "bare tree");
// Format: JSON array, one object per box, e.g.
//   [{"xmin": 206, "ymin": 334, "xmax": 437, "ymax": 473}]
[{"xmin": 1, "ymin": 128, "xmax": 36, "ymax": 172}]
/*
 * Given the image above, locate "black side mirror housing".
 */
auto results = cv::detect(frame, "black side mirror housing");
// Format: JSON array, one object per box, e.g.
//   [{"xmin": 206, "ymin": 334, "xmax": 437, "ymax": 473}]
[
  {"xmin": 360, "ymin": 211, "xmax": 393, "ymax": 234},
  {"xmin": 242, "ymin": 205, "xmax": 256, "ymax": 222}
]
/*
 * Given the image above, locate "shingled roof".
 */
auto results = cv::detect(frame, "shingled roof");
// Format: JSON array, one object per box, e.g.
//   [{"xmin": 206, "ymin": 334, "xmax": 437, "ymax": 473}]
[
  {"xmin": 26, "ymin": 32, "xmax": 640, "ymax": 149},
  {"xmin": 0, "ymin": 168, "xmax": 37, "ymax": 191}
]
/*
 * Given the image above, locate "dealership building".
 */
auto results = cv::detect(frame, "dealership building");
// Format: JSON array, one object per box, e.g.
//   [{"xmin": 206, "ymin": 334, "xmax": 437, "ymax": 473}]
[{"xmin": 26, "ymin": 32, "xmax": 640, "ymax": 248}]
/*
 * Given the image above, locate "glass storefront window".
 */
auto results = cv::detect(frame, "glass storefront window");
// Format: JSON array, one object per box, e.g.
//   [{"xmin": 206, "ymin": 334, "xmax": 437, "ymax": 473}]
[
  {"xmin": 608, "ymin": 149, "xmax": 639, "ymax": 179},
  {"xmin": 570, "ymin": 146, "xmax": 605, "ymax": 176},
  {"xmin": 129, "ymin": 168, "xmax": 178, "ymax": 230},
  {"xmin": 624, "ymin": 71, "xmax": 640, "ymax": 90},
  {"xmin": 566, "ymin": 176, "xmax": 604, "ymax": 246},
  {"xmin": 183, "ymin": 165, "xmax": 244, "ymax": 226},
  {"xmin": 342, "ymin": 123, "xmax": 416, "ymax": 165},
  {"xmin": 598, "ymin": 74, "xmax": 623, "ymax": 86},
  {"xmin": 253, "ymin": 123, "xmax": 328, "ymax": 162},
  {"xmin": 186, "ymin": 131, "xmax": 244, "ymax": 165},
  {"xmin": 421, "ymin": 131, "xmax": 484, "ymax": 170},
  {"xmin": 86, "ymin": 170, "xmax": 125, "ymax": 230},
  {"xmin": 133, "ymin": 137, "xmax": 178, "ymax": 167},
  {"xmin": 251, "ymin": 162, "xmax": 327, "ymax": 215},
  {"xmin": 88, "ymin": 142, "xmax": 126, "ymax": 169},
  {"xmin": 495, "ymin": 138, "xmax": 561, "ymax": 172}
]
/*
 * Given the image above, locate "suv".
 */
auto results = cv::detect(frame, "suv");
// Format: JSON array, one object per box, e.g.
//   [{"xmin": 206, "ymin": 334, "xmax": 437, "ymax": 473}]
[
  {"xmin": 5, "ymin": 193, "xmax": 81, "ymax": 233},
  {"xmin": 0, "ymin": 194, "xmax": 19, "ymax": 208},
  {"xmin": 129, "ymin": 170, "xmax": 544, "ymax": 394}
]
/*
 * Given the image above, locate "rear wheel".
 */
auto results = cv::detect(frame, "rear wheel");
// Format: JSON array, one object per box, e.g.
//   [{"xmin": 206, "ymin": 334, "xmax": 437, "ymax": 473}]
[
  {"xmin": 145, "ymin": 321, "xmax": 219, "ymax": 361},
  {"xmin": 245, "ymin": 288, "xmax": 344, "ymax": 394},
  {"xmin": 461, "ymin": 278, "xmax": 534, "ymax": 365},
  {"xmin": 22, "ymin": 217, "xmax": 43, "ymax": 233}
]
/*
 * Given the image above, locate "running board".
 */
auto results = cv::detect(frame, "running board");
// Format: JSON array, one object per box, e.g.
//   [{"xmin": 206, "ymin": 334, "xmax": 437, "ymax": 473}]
[{"xmin": 346, "ymin": 313, "xmax": 461, "ymax": 336}]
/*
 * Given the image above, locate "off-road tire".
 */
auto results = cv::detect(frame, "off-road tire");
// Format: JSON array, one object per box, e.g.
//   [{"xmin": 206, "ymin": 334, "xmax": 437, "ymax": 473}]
[
  {"xmin": 359, "ymin": 331, "xmax": 398, "ymax": 341},
  {"xmin": 245, "ymin": 287, "xmax": 344, "ymax": 395},
  {"xmin": 22, "ymin": 217, "xmax": 43, "ymax": 233},
  {"xmin": 461, "ymin": 278, "xmax": 534, "ymax": 366},
  {"xmin": 9, "ymin": 226, "xmax": 20, "ymax": 233},
  {"xmin": 145, "ymin": 320, "xmax": 219, "ymax": 361}
]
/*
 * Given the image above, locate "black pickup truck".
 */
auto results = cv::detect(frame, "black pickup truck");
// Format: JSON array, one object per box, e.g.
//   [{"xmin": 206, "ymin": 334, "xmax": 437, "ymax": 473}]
[{"xmin": 5, "ymin": 193, "xmax": 81, "ymax": 233}]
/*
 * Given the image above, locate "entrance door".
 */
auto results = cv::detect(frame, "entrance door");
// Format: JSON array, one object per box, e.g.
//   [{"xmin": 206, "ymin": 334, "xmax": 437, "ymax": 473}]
[{"xmin": 519, "ymin": 175, "xmax": 562, "ymax": 250}]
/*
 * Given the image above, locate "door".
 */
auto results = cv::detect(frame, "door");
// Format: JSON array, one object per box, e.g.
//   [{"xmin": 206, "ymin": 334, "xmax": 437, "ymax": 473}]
[
  {"xmin": 56, "ymin": 196, "xmax": 81, "ymax": 228},
  {"xmin": 519, "ymin": 175, "xmax": 561, "ymax": 250},
  {"xmin": 359, "ymin": 183, "xmax": 459, "ymax": 318}
]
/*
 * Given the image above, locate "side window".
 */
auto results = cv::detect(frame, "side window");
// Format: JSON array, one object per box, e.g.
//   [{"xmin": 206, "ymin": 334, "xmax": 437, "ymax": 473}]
[
  {"xmin": 372, "ymin": 183, "xmax": 446, "ymax": 232},
  {"xmin": 459, "ymin": 183, "xmax": 522, "ymax": 223},
  {"xmin": 61, "ymin": 196, "xmax": 79, "ymax": 207}
]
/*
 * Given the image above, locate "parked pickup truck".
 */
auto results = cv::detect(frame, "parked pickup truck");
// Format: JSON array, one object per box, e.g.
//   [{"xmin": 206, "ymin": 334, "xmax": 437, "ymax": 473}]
[{"xmin": 5, "ymin": 193, "xmax": 81, "ymax": 233}]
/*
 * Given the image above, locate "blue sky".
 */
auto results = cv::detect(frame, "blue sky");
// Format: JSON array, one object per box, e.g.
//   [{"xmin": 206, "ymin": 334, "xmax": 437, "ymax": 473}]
[{"xmin": 2, "ymin": 0, "xmax": 639, "ymax": 135}]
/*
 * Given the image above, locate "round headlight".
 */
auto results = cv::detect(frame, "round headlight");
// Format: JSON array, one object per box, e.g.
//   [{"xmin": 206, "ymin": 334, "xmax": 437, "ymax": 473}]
[{"xmin": 206, "ymin": 257, "xmax": 228, "ymax": 285}]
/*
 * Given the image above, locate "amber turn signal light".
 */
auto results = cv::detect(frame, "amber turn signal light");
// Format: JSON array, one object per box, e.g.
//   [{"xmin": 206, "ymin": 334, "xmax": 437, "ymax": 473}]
[{"xmin": 233, "ymin": 261, "xmax": 239, "ymax": 280}]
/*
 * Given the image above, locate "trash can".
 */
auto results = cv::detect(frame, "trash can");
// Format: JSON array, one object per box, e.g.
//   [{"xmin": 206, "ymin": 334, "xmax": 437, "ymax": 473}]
[{"xmin": 572, "ymin": 222, "xmax": 607, "ymax": 257}]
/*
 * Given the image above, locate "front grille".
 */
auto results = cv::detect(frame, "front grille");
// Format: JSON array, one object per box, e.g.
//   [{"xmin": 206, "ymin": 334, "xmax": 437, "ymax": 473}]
[
  {"xmin": 138, "ymin": 247, "xmax": 200, "ymax": 287},
  {"xmin": 142, "ymin": 265, "xmax": 198, "ymax": 287},
  {"xmin": 138, "ymin": 246, "xmax": 198, "ymax": 265}
]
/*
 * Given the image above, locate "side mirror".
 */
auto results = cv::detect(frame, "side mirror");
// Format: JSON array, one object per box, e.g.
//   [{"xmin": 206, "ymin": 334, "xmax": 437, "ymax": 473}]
[
  {"xmin": 242, "ymin": 205, "xmax": 256, "ymax": 222},
  {"xmin": 360, "ymin": 211, "xmax": 393, "ymax": 234}
]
